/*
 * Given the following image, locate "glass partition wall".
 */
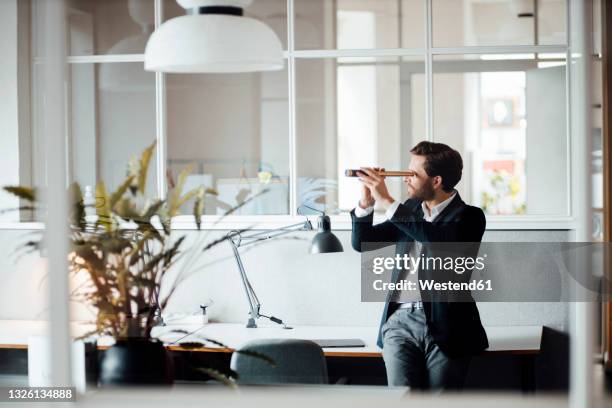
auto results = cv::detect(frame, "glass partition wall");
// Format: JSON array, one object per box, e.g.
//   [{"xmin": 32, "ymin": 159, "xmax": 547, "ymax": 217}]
[{"xmin": 15, "ymin": 0, "xmax": 578, "ymax": 228}]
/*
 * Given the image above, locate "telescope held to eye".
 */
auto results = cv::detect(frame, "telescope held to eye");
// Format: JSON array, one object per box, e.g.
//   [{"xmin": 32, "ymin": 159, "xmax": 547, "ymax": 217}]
[{"xmin": 345, "ymin": 169, "xmax": 416, "ymax": 177}]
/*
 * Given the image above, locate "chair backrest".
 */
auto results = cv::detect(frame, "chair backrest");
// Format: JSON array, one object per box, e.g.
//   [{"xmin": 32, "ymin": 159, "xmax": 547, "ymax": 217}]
[{"xmin": 230, "ymin": 339, "xmax": 329, "ymax": 385}]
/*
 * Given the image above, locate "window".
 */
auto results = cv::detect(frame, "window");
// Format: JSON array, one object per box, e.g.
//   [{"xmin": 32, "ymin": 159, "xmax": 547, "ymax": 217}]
[
  {"xmin": 165, "ymin": 68, "xmax": 290, "ymax": 215},
  {"xmin": 432, "ymin": 0, "xmax": 566, "ymax": 47},
  {"xmin": 13, "ymin": 0, "xmax": 576, "ymax": 228},
  {"xmin": 68, "ymin": 63, "xmax": 158, "ymax": 196},
  {"xmin": 433, "ymin": 54, "xmax": 568, "ymax": 215},
  {"xmin": 66, "ymin": 0, "xmax": 155, "ymax": 56},
  {"xmin": 295, "ymin": 56, "xmax": 425, "ymax": 215},
  {"xmin": 294, "ymin": 0, "xmax": 425, "ymax": 50}
]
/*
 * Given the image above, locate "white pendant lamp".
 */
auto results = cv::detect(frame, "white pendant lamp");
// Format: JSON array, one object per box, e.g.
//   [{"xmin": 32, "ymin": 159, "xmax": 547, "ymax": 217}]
[{"xmin": 144, "ymin": 0, "xmax": 284, "ymax": 73}]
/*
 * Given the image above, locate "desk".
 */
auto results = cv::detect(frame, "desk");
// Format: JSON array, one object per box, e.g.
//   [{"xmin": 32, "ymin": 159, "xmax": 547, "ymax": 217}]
[
  {"xmin": 152, "ymin": 322, "xmax": 543, "ymax": 357},
  {"xmin": 0, "ymin": 320, "xmax": 542, "ymax": 390},
  {"xmin": 152, "ymin": 323, "xmax": 542, "ymax": 392},
  {"xmin": 0, "ymin": 320, "xmax": 542, "ymax": 356}
]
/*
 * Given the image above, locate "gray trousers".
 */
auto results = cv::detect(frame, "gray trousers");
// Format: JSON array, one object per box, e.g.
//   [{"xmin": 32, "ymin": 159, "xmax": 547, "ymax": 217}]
[{"xmin": 381, "ymin": 307, "xmax": 471, "ymax": 391}]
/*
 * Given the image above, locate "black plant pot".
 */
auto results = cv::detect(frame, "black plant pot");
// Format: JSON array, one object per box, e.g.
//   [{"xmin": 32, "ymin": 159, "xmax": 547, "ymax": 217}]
[{"xmin": 99, "ymin": 338, "xmax": 174, "ymax": 386}]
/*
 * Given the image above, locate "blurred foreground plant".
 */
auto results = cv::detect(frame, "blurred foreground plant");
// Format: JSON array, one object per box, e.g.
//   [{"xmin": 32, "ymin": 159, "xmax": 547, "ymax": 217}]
[{"xmin": 3, "ymin": 142, "xmax": 261, "ymax": 340}]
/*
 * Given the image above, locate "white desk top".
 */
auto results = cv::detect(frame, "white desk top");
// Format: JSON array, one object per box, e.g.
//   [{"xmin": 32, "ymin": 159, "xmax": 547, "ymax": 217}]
[{"xmin": 0, "ymin": 320, "xmax": 542, "ymax": 357}]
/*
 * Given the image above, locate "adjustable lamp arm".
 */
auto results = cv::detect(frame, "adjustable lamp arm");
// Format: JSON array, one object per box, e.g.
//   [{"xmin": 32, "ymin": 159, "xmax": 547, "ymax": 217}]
[
  {"xmin": 230, "ymin": 221, "xmax": 313, "ymax": 248},
  {"xmin": 227, "ymin": 220, "xmax": 313, "ymax": 328}
]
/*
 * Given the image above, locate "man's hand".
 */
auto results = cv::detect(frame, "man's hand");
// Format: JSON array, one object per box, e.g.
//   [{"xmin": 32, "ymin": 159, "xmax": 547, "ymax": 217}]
[
  {"xmin": 359, "ymin": 182, "xmax": 375, "ymax": 209},
  {"xmin": 358, "ymin": 167, "xmax": 395, "ymax": 210},
  {"xmin": 358, "ymin": 167, "xmax": 384, "ymax": 208}
]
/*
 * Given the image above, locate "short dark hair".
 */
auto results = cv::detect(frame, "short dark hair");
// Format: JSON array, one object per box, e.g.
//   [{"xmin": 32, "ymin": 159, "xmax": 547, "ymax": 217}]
[{"xmin": 410, "ymin": 141, "xmax": 462, "ymax": 192}]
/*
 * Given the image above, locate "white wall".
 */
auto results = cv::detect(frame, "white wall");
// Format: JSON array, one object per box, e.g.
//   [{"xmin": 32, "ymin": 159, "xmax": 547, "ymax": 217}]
[
  {"xmin": 526, "ymin": 65, "xmax": 568, "ymax": 215},
  {"xmin": 0, "ymin": 227, "xmax": 571, "ymax": 333}
]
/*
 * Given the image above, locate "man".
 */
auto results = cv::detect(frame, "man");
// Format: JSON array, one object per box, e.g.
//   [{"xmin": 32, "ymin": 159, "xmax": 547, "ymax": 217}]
[{"xmin": 351, "ymin": 141, "xmax": 488, "ymax": 391}]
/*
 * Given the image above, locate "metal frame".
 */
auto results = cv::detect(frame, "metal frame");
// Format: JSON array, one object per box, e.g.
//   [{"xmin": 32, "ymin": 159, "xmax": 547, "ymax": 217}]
[
  {"xmin": 154, "ymin": 0, "xmax": 167, "ymax": 200},
  {"xmin": 602, "ymin": 0, "xmax": 612, "ymax": 371},
  {"xmin": 20, "ymin": 0, "xmax": 577, "ymax": 231},
  {"xmin": 287, "ymin": 0, "xmax": 297, "ymax": 217},
  {"xmin": 425, "ymin": 0, "xmax": 433, "ymax": 141}
]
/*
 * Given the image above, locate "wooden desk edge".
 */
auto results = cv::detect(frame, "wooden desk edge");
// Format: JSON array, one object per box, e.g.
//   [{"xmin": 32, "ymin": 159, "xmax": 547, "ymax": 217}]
[
  {"xmin": 0, "ymin": 344, "xmax": 27, "ymax": 350},
  {"xmin": 0, "ymin": 344, "xmax": 541, "ymax": 357}
]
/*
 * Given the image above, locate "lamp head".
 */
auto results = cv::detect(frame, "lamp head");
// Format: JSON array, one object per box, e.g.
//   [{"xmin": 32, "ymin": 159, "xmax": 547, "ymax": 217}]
[{"xmin": 310, "ymin": 215, "xmax": 343, "ymax": 254}]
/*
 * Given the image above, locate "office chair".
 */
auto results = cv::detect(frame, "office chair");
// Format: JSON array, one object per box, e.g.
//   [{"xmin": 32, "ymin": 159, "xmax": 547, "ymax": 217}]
[{"xmin": 230, "ymin": 339, "xmax": 329, "ymax": 385}]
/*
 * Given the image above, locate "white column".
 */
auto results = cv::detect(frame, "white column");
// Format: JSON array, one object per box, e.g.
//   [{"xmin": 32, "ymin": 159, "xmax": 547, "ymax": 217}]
[
  {"xmin": 569, "ymin": 1, "xmax": 594, "ymax": 408},
  {"xmin": 43, "ymin": 0, "xmax": 72, "ymax": 387}
]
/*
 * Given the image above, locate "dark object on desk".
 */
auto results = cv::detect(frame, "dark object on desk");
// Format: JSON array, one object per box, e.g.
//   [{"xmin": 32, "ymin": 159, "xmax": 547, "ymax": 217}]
[{"xmin": 312, "ymin": 339, "xmax": 366, "ymax": 348}]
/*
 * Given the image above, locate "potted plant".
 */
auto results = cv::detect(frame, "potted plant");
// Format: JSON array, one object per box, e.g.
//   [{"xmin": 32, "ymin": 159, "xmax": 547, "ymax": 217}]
[{"xmin": 3, "ymin": 142, "xmax": 272, "ymax": 386}]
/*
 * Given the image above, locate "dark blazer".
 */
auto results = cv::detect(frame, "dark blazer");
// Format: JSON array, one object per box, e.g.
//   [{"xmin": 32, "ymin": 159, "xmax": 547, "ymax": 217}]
[{"xmin": 351, "ymin": 193, "xmax": 489, "ymax": 357}]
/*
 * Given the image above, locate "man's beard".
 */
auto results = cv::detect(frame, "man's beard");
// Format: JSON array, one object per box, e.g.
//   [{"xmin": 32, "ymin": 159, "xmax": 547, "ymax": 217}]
[{"xmin": 408, "ymin": 179, "xmax": 435, "ymax": 201}]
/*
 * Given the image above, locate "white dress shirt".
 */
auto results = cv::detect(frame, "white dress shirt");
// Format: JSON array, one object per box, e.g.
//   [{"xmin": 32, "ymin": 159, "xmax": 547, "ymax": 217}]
[{"xmin": 354, "ymin": 190, "xmax": 457, "ymax": 222}]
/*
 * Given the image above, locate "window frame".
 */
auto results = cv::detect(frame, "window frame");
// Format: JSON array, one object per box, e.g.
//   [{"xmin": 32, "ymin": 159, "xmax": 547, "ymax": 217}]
[{"xmin": 19, "ymin": 0, "xmax": 576, "ymax": 231}]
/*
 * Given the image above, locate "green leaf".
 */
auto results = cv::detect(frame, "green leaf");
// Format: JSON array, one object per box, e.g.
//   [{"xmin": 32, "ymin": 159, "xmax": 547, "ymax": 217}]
[
  {"xmin": 167, "ymin": 164, "xmax": 194, "ymax": 217},
  {"xmin": 110, "ymin": 175, "xmax": 136, "ymax": 208},
  {"xmin": 162, "ymin": 236, "xmax": 185, "ymax": 268},
  {"xmin": 223, "ymin": 188, "xmax": 270, "ymax": 217},
  {"xmin": 0, "ymin": 206, "xmax": 37, "ymax": 215},
  {"xmin": 167, "ymin": 335, "xmax": 232, "ymax": 351},
  {"xmin": 175, "ymin": 188, "xmax": 199, "ymax": 211},
  {"xmin": 140, "ymin": 251, "xmax": 166, "ymax": 276},
  {"xmin": 136, "ymin": 222, "xmax": 163, "ymax": 243},
  {"xmin": 72, "ymin": 244, "xmax": 107, "ymax": 281},
  {"xmin": 99, "ymin": 236, "xmax": 132, "ymax": 253},
  {"xmin": 74, "ymin": 329, "xmax": 102, "ymax": 341},
  {"xmin": 191, "ymin": 336, "xmax": 230, "ymax": 349},
  {"xmin": 159, "ymin": 214, "xmax": 171, "ymax": 235},
  {"xmin": 142, "ymin": 199, "xmax": 164, "ymax": 220},
  {"xmin": 178, "ymin": 336, "xmax": 276, "ymax": 367},
  {"xmin": 193, "ymin": 187, "xmax": 204, "ymax": 230},
  {"xmin": 3, "ymin": 186, "xmax": 36, "ymax": 202},
  {"xmin": 175, "ymin": 164, "xmax": 193, "ymax": 196},
  {"xmin": 174, "ymin": 341, "xmax": 206, "ymax": 349},
  {"xmin": 132, "ymin": 276, "xmax": 157, "ymax": 289},
  {"xmin": 138, "ymin": 142, "xmax": 156, "ymax": 194},
  {"xmin": 193, "ymin": 367, "xmax": 236, "ymax": 388},
  {"xmin": 113, "ymin": 197, "xmax": 141, "ymax": 221}
]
